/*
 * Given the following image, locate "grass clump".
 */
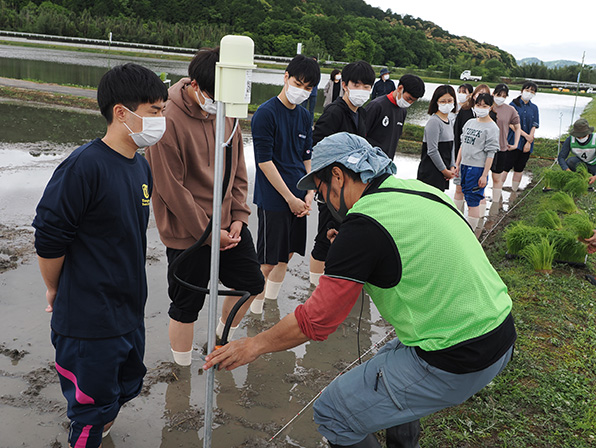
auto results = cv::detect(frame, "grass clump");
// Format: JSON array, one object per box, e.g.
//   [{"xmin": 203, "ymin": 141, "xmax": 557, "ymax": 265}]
[
  {"xmin": 546, "ymin": 191, "xmax": 578, "ymax": 214},
  {"xmin": 522, "ymin": 237, "xmax": 555, "ymax": 272},
  {"xmin": 535, "ymin": 209, "xmax": 562, "ymax": 230}
]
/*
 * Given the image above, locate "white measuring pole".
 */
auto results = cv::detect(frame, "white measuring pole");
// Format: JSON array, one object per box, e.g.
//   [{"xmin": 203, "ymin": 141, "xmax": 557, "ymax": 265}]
[{"xmin": 203, "ymin": 100, "xmax": 226, "ymax": 448}]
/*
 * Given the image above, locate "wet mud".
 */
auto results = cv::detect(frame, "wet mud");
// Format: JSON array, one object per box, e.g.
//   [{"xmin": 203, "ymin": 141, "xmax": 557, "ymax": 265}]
[{"xmin": 0, "ymin": 138, "xmax": 389, "ymax": 447}]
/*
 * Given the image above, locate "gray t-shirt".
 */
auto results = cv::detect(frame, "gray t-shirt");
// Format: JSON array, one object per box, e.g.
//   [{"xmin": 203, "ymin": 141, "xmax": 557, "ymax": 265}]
[
  {"xmin": 460, "ymin": 119, "xmax": 500, "ymax": 168},
  {"xmin": 422, "ymin": 114, "xmax": 455, "ymax": 171}
]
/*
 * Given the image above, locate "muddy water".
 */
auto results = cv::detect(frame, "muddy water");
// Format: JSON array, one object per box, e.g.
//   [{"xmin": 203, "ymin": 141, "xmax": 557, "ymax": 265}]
[
  {"xmin": 0, "ymin": 106, "xmax": 392, "ymax": 447},
  {"xmin": 0, "ymin": 98, "xmax": 531, "ymax": 447}
]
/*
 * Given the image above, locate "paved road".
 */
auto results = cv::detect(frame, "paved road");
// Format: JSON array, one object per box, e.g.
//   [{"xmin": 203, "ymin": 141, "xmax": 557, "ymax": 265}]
[{"xmin": 0, "ymin": 76, "xmax": 96, "ymax": 98}]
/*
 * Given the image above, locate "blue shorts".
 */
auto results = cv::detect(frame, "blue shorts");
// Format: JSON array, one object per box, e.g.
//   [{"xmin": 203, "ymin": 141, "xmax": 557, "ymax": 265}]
[
  {"xmin": 313, "ymin": 338, "xmax": 513, "ymax": 446},
  {"xmin": 460, "ymin": 165, "xmax": 487, "ymax": 207},
  {"xmin": 51, "ymin": 325, "xmax": 146, "ymax": 448}
]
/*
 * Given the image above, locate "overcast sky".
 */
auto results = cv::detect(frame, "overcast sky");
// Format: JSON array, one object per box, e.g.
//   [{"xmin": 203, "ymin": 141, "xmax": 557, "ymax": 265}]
[{"xmin": 363, "ymin": 0, "xmax": 596, "ymax": 65}]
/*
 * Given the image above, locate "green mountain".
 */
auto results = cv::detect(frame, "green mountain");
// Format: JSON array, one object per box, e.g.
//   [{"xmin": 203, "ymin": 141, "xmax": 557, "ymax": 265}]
[
  {"xmin": 0, "ymin": 0, "xmax": 517, "ymax": 74},
  {"xmin": 519, "ymin": 58, "xmax": 596, "ymax": 70}
]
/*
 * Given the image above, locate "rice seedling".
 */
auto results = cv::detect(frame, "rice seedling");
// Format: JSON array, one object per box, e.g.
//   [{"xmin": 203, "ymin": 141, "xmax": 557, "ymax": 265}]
[
  {"xmin": 521, "ymin": 237, "xmax": 555, "ymax": 273},
  {"xmin": 504, "ymin": 223, "xmax": 549, "ymax": 255},
  {"xmin": 576, "ymin": 163, "xmax": 591, "ymax": 181},
  {"xmin": 562, "ymin": 176, "xmax": 589, "ymax": 197},
  {"xmin": 563, "ymin": 212, "xmax": 594, "ymax": 240},
  {"xmin": 543, "ymin": 168, "xmax": 578, "ymax": 190},
  {"xmin": 549, "ymin": 229, "xmax": 588, "ymax": 264},
  {"xmin": 534, "ymin": 209, "xmax": 562, "ymax": 230},
  {"xmin": 545, "ymin": 191, "xmax": 577, "ymax": 214}
]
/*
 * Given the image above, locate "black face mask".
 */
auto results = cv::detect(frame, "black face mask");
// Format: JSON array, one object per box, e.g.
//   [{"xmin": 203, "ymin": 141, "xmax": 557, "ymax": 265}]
[{"xmin": 325, "ymin": 182, "xmax": 349, "ymax": 222}]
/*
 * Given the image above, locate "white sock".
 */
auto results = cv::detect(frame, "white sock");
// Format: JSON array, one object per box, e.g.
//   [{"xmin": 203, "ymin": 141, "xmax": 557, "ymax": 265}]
[
  {"xmin": 478, "ymin": 202, "xmax": 487, "ymax": 219},
  {"xmin": 492, "ymin": 188, "xmax": 502, "ymax": 203},
  {"xmin": 467, "ymin": 216, "xmax": 479, "ymax": 231},
  {"xmin": 512, "ymin": 181, "xmax": 520, "ymax": 192},
  {"xmin": 171, "ymin": 348, "xmax": 192, "ymax": 366},
  {"xmin": 454, "ymin": 199, "xmax": 465, "ymax": 213},
  {"xmin": 310, "ymin": 272, "xmax": 322, "ymax": 286},
  {"xmin": 264, "ymin": 280, "xmax": 282, "ymax": 300},
  {"xmin": 250, "ymin": 298, "xmax": 264, "ymax": 314},
  {"xmin": 216, "ymin": 318, "xmax": 225, "ymax": 339}
]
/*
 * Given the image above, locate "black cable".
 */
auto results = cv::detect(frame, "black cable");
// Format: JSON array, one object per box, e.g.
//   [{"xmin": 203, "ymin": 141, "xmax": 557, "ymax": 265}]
[
  {"xmin": 167, "ymin": 119, "xmax": 252, "ymax": 345},
  {"xmin": 357, "ymin": 289, "xmax": 364, "ymax": 364}
]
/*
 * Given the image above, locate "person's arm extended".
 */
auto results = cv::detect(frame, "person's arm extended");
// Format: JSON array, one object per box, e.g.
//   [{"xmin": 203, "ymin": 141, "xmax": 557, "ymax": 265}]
[
  {"xmin": 203, "ymin": 276, "xmax": 363, "ymax": 370},
  {"xmin": 38, "ymin": 255, "xmax": 64, "ymax": 312},
  {"xmin": 303, "ymin": 159, "xmax": 314, "ymax": 212},
  {"xmin": 258, "ymin": 161, "xmax": 308, "ymax": 216}
]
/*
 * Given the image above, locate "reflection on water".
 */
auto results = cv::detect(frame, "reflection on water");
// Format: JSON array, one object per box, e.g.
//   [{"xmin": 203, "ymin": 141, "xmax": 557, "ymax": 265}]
[
  {"xmin": 1, "ymin": 44, "xmax": 591, "ymax": 135},
  {"xmin": 0, "ymin": 102, "xmax": 105, "ymax": 144}
]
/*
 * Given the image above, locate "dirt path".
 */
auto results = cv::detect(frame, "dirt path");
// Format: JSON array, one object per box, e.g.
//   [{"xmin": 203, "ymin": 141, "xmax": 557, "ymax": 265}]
[{"xmin": 0, "ymin": 76, "xmax": 96, "ymax": 98}]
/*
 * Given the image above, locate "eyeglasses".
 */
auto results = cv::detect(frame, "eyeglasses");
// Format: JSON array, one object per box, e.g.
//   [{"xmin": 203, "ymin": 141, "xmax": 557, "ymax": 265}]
[{"xmin": 314, "ymin": 180, "xmax": 325, "ymax": 204}]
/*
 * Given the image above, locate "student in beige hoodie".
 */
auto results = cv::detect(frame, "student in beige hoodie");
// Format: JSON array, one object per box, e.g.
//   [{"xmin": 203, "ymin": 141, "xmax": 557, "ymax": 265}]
[{"xmin": 146, "ymin": 48, "xmax": 264, "ymax": 366}]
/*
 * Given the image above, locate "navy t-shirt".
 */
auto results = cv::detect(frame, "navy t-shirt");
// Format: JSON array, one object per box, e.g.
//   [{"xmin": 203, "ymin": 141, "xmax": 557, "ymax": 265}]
[
  {"xmin": 251, "ymin": 97, "xmax": 313, "ymax": 211},
  {"xmin": 33, "ymin": 138, "xmax": 152, "ymax": 339}
]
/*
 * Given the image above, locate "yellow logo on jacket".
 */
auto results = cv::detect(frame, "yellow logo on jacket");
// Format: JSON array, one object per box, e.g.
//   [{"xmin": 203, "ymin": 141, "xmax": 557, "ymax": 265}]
[{"xmin": 142, "ymin": 184, "xmax": 150, "ymax": 206}]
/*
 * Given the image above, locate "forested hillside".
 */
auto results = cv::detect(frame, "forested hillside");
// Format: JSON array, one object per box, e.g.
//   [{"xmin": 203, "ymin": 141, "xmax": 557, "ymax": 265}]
[{"xmin": 1, "ymin": 0, "xmax": 517, "ymax": 78}]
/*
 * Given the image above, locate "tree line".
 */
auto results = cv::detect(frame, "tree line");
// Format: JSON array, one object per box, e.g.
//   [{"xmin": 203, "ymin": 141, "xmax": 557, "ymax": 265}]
[{"xmin": 0, "ymin": 0, "xmax": 590, "ymax": 84}]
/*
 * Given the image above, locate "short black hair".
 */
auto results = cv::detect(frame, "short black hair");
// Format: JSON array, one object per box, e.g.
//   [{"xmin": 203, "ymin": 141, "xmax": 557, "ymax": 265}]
[
  {"xmin": 188, "ymin": 47, "xmax": 220, "ymax": 97},
  {"xmin": 428, "ymin": 84, "xmax": 456, "ymax": 115},
  {"xmin": 286, "ymin": 54, "xmax": 321, "ymax": 88},
  {"xmin": 493, "ymin": 83, "xmax": 509, "ymax": 97},
  {"xmin": 458, "ymin": 83, "xmax": 474, "ymax": 94},
  {"xmin": 330, "ymin": 68, "xmax": 341, "ymax": 79},
  {"xmin": 399, "ymin": 74, "xmax": 425, "ymax": 99},
  {"xmin": 475, "ymin": 92, "xmax": 494, "ymax": 107},
  {"xmin": 341, "ymin": 61, "xmax": 375, "ymax": 86},
  {"xmin": 521, "ymin": 81, "xmax": 538, "ymax": 92},
  {"xmin": 97, "ymin": 63, "xmax": 168, "ymax": 124},
  {"xmin": 316, "ymin": 162, "xmax": 360, "ymax": 185}
]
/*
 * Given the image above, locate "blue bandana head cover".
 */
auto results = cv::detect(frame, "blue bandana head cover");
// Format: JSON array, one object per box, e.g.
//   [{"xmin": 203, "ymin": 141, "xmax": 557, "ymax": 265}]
[{"xmin": 297, "ymin": 132, "xmax": 396, "ymax": 191}]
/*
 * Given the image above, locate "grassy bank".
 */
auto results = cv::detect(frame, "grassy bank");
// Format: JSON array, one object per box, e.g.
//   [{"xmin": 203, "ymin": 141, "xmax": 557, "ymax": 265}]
[
  {"xmin": 0, "ymin": 85, "xmax": 97, "ymax": 109},
  {"xmin": 415, "ymin": 138, "xmax": 596, "ymax": 446}
]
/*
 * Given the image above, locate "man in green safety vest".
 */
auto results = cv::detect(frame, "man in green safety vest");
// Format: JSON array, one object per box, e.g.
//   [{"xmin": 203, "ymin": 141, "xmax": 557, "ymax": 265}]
[
  {"xmin": 204, "ymin": 132, "xmax": 516, "ymax": 448},
  {"xmin": 557, "ymin": 118, "xmax": 596, "ymax": 185}
]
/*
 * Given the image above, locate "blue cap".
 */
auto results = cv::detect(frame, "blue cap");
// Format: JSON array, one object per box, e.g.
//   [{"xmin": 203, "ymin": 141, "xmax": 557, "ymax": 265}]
[
  {"xmin": 297, "ymin": 132, "xmax": 396, "ymax": 190},
  {"xmin": 380, "ymin": 68, "xmax": 389, "ymax": 75}
]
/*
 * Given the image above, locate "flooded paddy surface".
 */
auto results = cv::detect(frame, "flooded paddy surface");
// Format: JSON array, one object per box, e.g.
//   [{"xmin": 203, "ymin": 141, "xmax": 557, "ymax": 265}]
[
  {"xmin": 0, "ymin": 99, "xmax": 530, "ymax": 447},
  {"xmin": 0, "ymin": 43, "xmax": 592, "ymax": 137}
]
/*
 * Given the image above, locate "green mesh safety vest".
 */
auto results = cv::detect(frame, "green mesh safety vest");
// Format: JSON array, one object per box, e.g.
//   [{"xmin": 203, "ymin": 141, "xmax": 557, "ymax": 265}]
[
  {"xmin": 349, "ymin": 176, "xmax": 512, "ymax": 351},
  {"xmin": 570, "ymin": 134, "xmax": 596, "ymax": 165}
]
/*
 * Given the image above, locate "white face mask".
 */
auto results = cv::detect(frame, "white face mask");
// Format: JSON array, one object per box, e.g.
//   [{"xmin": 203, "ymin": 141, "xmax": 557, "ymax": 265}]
[
  {"xmin": 347, "ymin": 88, "xmax": 371, "ymax": 107},
  {"xmin": 438, "ymin": 103, "xmax": 453, "ymax": 115},
  {"xmin": 336, "ymin": 75, "xmax": 341, "ymax": 81},
  {"xmin": 457, "ymin": 92, "xmax": 468, "ymax": 104},
  {"xmin": 286, "ymin": 84, "xmax": 311, "ymax": 105},
  {"xmin": 195, "ymin": 89, "xmax": 217, "ymax": 115},
  {"xmin": 494, "ymin": 96, "xmax": 506, "ymax": 106},
  {"xmin": 383, "ymin": 74, "xmax": 390, "ymax": 81},
  {"xmin": 474, "ymin": 107, "xmax": 490, "ymax": 118},
  {"xmin": 521, "ymin": 91, "xmax": 535, "ymax": 102},
  {"xmin": 577, "ymin": 135, "xmax": 590, "ymax": 144},
  {"xmin": 123, "ymin": 107, "xmax": 166, "ymax": 148},
  {"xmin": 396, "ymin": 91, "xmax": 411, "ymax": 109}
]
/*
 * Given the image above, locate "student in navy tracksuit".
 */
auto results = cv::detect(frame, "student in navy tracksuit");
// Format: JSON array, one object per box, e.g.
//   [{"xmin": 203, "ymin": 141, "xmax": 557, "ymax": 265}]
[{"xmin": 33, "ymin": 63, "xmax": 168, "ymax": 448}]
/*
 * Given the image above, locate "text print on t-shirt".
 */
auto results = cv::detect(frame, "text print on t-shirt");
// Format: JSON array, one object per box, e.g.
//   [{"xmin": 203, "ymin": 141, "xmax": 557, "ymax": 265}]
[{"xmin": 463, "ymin": 127, "xmax": 482, "ymax": 146}]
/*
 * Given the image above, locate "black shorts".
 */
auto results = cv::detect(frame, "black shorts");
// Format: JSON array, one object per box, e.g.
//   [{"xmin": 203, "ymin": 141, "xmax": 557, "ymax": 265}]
[
  {"xmin": 491, "ymin": 151, "xmax": 514, "ymax": 174},
  {"xmin": 166, "ymin": 224, "xmax": 264, "ymax": 323},
  {"xmin": 311, "ymin": 202, "xmax": 340, "ymax": 262},
  {"xmin": 257, "ymin": 207, "xmax": 307, "ymax": 265},
  {"xmin": 508, "ymin": 150, "xmax": 531, "ymax": 172}
]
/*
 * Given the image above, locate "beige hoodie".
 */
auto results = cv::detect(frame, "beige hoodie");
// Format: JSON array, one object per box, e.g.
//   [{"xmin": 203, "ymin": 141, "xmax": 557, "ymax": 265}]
[{"xmin": 146, "ymin": 78, "xmax": 250, "ymax": 250}]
